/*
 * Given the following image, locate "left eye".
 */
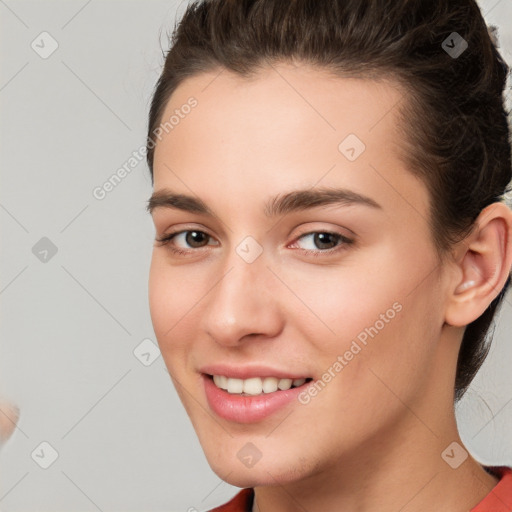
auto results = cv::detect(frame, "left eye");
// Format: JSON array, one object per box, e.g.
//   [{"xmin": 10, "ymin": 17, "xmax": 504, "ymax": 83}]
[{"xmin": 292, "ymin": 232, "xmax": 351, "ymax": 251}]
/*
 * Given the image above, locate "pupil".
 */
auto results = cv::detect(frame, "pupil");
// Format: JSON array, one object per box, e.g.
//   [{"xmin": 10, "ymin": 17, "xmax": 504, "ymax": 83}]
[
  {"xmin": 314, "ymin": 232, "xmax": 336, "ymax": 249},
  {"xmin": 186, "ymin": 231, "xmax": 208, "ymax": 247}
]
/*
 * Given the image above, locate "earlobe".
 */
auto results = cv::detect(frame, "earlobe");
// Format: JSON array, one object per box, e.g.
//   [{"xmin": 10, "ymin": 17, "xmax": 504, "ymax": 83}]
[{"xmin": 445, "ymin": 202, "xmax": 512, "ymax": 327}]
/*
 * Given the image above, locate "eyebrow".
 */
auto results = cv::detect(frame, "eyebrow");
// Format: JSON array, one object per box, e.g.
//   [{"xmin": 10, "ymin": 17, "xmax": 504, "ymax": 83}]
[{"xmin": 146, "ymin": 187, "xmax": 381, "ymax": 217}]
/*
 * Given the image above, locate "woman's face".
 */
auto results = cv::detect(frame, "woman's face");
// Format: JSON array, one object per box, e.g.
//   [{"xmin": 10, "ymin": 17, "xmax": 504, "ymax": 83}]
[{"xmin": 148, "ymin": 63, "xmax": 453, "ymax": 486}]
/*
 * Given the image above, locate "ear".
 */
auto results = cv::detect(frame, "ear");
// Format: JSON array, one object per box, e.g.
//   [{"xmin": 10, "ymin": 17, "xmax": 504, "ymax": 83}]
[{"xmin": 445, "ymin": 202, "xmax": 512, "ymax": 327}]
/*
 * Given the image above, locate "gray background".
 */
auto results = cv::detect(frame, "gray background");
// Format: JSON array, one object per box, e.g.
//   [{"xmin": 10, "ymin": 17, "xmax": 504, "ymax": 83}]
[{"xmin": 0, "ymin": 1, "xmax": 511, "ymax": 510}]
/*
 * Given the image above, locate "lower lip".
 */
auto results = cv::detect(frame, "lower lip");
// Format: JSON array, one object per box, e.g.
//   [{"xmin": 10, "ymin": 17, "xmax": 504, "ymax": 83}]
[{"xmin": 203, "ymin": 374, "xmax": 309, "ymax": 424}]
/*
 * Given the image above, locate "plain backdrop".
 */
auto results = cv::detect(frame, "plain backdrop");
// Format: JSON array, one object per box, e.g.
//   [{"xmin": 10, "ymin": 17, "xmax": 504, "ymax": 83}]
[{"xmin": 0, "ymin": 1, "xmax": 511, "ymax": 510}]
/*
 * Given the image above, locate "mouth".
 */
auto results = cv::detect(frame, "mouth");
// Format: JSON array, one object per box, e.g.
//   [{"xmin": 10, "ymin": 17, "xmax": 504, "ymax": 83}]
[
  {"xmin": 202, "ymin": 373, "xmax": 314, "ymax": 423},
  {"xmin": 208, "ymin": 374, "xmax": 313, "ymax": 396}
]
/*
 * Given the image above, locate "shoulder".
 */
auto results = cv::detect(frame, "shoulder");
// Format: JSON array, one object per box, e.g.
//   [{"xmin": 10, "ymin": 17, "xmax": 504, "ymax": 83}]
[{"xmin": 471, "ymin": 466, "xmax": 512, "ymax": 511}]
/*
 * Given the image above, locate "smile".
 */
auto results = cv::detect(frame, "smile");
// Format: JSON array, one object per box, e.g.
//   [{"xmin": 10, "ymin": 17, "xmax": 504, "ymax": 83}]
[
  {"xmin": 203, "ymin": 373, "xmax": 314, "ymax": 423},
  {"xmin": 211, "ymin": 375, "xmax": 312, "ymax": 395}
]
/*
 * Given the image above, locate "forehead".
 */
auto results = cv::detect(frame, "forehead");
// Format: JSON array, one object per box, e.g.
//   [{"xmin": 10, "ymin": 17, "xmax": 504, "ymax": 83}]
[
  {"xmin": 155, "ymin": 63, "xmax": 406, "ymax": 153},
  {"xmin": 152, "ymin": 63, "xmax": 429, "ymax": 221}
]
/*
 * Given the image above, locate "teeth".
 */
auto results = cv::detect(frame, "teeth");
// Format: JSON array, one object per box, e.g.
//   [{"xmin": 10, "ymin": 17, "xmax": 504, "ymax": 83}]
[
  {"xmin": 243, "ymin": 377, "xmax": 263, "ymax": 395},
  {"xmin": 213, "ymin": 375, "xmax": 228, "ymax": 390},
  {"xmin": 212, "ymin": 375, "xmax": 308, "ymax": 395},
  {"xmin": 262, "ymin": 377, "xmax": 278, "ymax": 393},
  {"xmin": 277, "ymin": 378, "xmax": 292, "ymax": 390},
  {"xmin": 219, "ymin": 375, "xmax": 228, "ymax": 389},
  {"xmin": 227, "ymin": 378, "xmax": 243, "ymax": 394}
]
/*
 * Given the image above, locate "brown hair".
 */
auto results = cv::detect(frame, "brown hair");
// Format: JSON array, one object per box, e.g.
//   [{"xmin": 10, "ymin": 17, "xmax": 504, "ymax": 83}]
[{"xmin": 146, "ymin": 0, "xmax": 512, "ymax": 402}]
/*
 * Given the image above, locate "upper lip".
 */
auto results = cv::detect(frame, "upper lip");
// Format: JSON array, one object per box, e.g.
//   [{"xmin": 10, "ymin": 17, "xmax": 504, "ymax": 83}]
[{"xmin": 200, "ymin": 364, "xmax": 311, "ymax": 380}]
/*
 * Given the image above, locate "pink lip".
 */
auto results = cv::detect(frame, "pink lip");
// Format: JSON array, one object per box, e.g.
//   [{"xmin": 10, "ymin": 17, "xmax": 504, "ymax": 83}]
[
  {"xmin": 202, "ymin": 374, "xmax": 310, "ymax": 423},
  {"xmin": 199, "ymin": 364, "xmax": 309, "ymax": 380}
]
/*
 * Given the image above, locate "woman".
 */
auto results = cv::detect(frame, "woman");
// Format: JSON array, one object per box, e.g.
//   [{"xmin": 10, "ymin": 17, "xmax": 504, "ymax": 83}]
[{"xmin": 145, "ymin": 0, "xmax": 512, "ymax": 510}]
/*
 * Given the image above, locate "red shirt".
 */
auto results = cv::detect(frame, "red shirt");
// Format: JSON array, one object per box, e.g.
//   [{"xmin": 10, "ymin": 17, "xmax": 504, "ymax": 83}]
[{"xmin": 209, "ymin": 466, "xmax": 512, "ymax": 512}]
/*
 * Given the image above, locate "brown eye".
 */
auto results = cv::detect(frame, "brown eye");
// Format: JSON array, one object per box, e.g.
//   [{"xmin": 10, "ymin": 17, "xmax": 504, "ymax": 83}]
[
  {"xmin": 155, "ymin": 229, "xmax": 217, "ymax": 251},
  {"xmin": 294, "ymin": 231, "xmax": 352, "ymax": 252},
  {"xmin": 312, "ymin": 232, "xmax": 339, "ymax": 250},
  {"xmin": 185, "ymin": 231, "xmax": 210, "ymax": 248}
]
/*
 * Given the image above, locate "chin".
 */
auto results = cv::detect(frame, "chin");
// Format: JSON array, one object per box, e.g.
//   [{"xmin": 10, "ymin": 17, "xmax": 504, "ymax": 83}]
[
  {"xmin": 216, "ymin": 468, "xmax": 271, "ymax": 488},
  {"xmin": 205, "ymin": 446, "xmax": 317, "ymax": 488}
]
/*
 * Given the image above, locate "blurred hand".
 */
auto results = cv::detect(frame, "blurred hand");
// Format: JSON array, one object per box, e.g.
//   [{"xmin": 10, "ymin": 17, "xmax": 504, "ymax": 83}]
[{"xmin": 0, "ymin": 399, "xmax": 20, "ymax": 448}]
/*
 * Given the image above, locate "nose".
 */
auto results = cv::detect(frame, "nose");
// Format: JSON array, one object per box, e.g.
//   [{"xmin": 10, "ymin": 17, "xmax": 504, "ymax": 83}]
[{"xmin": 201, "ymin": 249, "xmax": 284, "ymax": 347}]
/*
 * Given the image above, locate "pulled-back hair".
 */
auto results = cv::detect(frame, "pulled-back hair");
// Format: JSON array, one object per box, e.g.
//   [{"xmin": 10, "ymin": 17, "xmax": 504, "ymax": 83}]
[{"xmin": 146, "ymin": 0, "xmax": 512, "ymax": 401}]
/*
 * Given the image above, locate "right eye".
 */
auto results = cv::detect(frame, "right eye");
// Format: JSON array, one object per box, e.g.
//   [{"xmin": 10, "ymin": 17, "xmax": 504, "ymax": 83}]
[{"xmin": 156, "ymin": 230, "xmax": 220, "ymax": 253}]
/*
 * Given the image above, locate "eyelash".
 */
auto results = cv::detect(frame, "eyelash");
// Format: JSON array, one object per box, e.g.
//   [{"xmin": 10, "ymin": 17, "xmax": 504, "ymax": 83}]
[{"xmin": 155, "ymin": 229, "xmax": 354, "ymax": 257}]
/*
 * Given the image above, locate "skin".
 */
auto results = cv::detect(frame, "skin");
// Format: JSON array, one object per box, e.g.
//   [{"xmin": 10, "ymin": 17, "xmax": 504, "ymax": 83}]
[
  {"xmin": 0, "ymin": 398, "xmax": 19, "ymax": 448},
  {"xmin": 148, "ymin": 62, "xmax": 512, "ymax": 512}
]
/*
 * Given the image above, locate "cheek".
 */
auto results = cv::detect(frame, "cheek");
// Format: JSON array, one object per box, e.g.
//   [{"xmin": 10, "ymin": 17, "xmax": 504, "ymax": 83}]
[
  {"xmin": 327, "ymin": 276, "xmax": 443, "ymax": 414},
  {"xmin": 283, "ymin": 248, "xmax": 442, "ymax": 398},
  {"xmin": 148, "ymin": 256, "xmax": 171, "ymax": 337},
  {"xmin": 275, "ymin": 253, "xmax": 406, "ymax": 355},
  {"xmin": 148, "ymin": 255, "xmax": 195, "ymax": 353}
]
